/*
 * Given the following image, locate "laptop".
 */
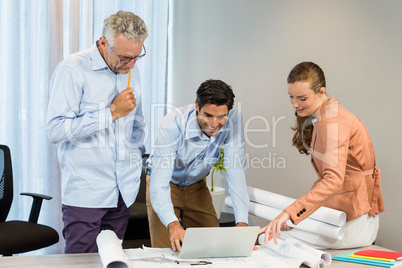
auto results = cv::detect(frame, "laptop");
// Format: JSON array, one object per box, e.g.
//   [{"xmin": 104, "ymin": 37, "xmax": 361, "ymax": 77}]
[{"xmin": 176, "ymin": 226, "xmax": 260, "ymax": 259}]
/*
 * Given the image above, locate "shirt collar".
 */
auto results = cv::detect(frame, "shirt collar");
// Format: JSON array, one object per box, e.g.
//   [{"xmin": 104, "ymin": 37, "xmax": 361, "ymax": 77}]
[
  {"xmin": 311, "ymin": 117, "xmax": 317, "ymax": 126},
  {"xmin": 90, "ymin": 40, "xmax": 109, "ymax": 71}
]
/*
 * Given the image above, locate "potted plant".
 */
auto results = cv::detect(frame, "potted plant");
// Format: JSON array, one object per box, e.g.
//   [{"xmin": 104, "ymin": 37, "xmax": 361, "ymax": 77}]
[{"xmin": 207, "ymin": 148, "xmax": 227, "ymax": 219}]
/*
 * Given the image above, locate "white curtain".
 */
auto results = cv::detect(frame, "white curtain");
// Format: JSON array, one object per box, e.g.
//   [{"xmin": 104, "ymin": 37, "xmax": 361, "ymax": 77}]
[{"xmin": 0, "ymin": 0, "xmax": 168, "ymax": 255}]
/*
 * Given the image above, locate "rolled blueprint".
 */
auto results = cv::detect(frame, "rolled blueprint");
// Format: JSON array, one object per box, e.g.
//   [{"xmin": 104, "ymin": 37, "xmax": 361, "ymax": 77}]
[
  {"xmin": 96, "ymin": 230, "xmax": 130, "ymax": 268},
  {"xmin": 258, "ymin": 235, "xmax": 327, "ymax": 268},
  {"xmin": 286, "ymin": 238, "xmax": 331, "ymax": 265},
  {"xmin": 247, "ymin": 186, "xmax": 346, "ymax": 227},
  {"xmin": 225, "ymin": 197, "xmax": 344, "ymax": 239}
]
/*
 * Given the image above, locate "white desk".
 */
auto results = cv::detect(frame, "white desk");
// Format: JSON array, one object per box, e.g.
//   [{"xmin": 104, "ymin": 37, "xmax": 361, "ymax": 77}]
[{"xmin": 0, "ymin": 245, "xmax": 394, "ymax": 267}]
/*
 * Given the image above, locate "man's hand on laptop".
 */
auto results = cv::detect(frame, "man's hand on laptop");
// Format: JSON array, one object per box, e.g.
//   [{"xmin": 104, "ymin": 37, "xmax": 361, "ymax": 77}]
[
  {"xmin": 235, "ymin": 222, "xmax": 258, "ymax": 250},
  {"xmin": 168, "ymin": 220, "xmax": 185, "ymax": 252}
]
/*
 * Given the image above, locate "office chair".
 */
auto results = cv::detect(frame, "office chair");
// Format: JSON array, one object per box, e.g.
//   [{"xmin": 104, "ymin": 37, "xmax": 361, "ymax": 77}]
[
  {"xmin": 0, "ymin": 144, "xmax": 59, "ymax": 256},
  {"xmin": 123, "ymin": 153, "xmax": 151, "ymax": 248}
]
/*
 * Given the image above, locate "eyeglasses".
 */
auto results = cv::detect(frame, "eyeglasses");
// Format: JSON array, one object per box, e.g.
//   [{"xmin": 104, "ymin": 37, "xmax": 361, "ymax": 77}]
[{"xmin": 106, "ymin": 40, "xmax": 146, "ymax": 64}]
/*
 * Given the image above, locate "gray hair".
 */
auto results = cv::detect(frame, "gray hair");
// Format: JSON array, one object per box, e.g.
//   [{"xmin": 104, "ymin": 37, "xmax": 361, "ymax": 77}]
[{"xmin": 102, "ymin": 11, "xmax": 148, "ymax": 46}]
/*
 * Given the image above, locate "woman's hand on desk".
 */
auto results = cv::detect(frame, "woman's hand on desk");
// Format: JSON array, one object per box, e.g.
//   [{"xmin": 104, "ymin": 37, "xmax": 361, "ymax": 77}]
[{"xmin": 259, "ymin": 211, "xmax": 291, "ymax": 245}]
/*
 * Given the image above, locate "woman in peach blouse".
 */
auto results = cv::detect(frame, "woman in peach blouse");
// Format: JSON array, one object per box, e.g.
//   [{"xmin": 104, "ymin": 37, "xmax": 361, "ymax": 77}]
[{"xmin": 260, "ymin": 62, "xmax": 385, "ymax": 249}]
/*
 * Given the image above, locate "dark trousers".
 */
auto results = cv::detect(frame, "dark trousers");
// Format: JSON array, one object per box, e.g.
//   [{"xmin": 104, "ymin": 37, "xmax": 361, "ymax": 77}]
[{"xmin": 62, "ymin": 193, "xmax": 130, "ymax": 253}]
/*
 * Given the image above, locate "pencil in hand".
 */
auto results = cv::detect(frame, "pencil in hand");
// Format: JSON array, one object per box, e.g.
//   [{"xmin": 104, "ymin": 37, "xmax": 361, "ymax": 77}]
[{"xmin": 127, "ymin": 70, "xmax": 131, "ymax": 88}]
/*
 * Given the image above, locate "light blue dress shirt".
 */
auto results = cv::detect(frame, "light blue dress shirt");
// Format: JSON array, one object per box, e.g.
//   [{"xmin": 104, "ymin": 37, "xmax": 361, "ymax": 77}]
[
  {"xmin": 47, "ymin": 42, "xmax": 145, "ymax": 208},
  {"xmin": 149, "ymin": 104, "xmax": 250, "ymax": 227}
]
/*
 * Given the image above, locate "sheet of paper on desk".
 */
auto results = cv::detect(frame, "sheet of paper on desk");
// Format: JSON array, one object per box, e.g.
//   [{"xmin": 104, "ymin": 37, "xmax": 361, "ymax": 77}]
[
  {"xmin": 96, "ymin": 231, "xmax": 330, "ymax": 268},
  {"xmin": 126, "ymin": 246, "xmax": 172, "ymax": 259},
  {"xmin": 125, "ymin": 247, "xmax": 180, "ymax": 267},
  {"xmin": 124, "ymin": 246, "xmax": 307, "ymax": 268}
]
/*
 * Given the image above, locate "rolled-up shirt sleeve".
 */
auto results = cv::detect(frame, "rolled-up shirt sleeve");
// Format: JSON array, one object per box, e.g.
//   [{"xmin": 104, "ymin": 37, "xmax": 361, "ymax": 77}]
[
  {"xmin": 224, "ymin": 110, "xmax": 249, "ymax": 224},
  {"xmin": 149, "ymin": 111, "xmax": 181, "ymax": 227}
]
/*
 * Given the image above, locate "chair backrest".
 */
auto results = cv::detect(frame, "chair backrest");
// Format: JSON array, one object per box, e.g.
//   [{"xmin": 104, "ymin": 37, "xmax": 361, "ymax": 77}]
[{"xmin": 0, "ymin": 145, "xmax": 13, "ymax": 222}]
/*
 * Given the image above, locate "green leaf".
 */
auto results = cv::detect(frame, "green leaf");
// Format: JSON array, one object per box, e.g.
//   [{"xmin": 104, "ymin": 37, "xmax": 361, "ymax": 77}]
[{"xmin": 209, "ymin": 147, "xmax": 226, "ymax": 191}]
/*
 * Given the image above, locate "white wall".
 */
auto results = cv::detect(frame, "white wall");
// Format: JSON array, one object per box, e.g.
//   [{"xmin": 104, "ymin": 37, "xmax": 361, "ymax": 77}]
[{"xmin": 168, "ymin": 0, "xmax": 402, "ymax": 251}]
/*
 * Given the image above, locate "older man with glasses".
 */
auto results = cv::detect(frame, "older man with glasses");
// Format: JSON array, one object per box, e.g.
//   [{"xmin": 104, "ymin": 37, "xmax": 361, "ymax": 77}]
[{"xmin": 47, "ymin": 11, "xmax": 148, "ymax": 254}]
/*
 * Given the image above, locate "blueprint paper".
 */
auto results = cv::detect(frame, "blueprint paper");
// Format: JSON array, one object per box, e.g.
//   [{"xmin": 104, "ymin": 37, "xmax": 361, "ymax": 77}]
[
  {"xmin": 96, "ymin": 230, "xmax": 130, "ymax": 268},
  {"xmin": 126, "ymin": 246, "xmax": 303, "ymax": 268},
  {"xmin": 258, "ymin": 235, "xmax": 328, "ymax": 268},
  {"xmin": 286, "ymin": 238, "xmax": 331, "ymax": 265},
  {"xmin": 95, "ymin": 233, "xmax": 330, "ymax": 268},
  {"xmin": 247, "ymin": 186, "xmax": 346, "ymax": 227},
  {"xmin": 225, "ymin": 197, "xmax": 344, "ymax": 239}
]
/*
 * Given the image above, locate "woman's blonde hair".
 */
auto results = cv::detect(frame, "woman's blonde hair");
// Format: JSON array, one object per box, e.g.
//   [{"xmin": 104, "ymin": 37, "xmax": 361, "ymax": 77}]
[{"xmin": 287, "ymin": 62, "xmax": 326, "ymax": 155}]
